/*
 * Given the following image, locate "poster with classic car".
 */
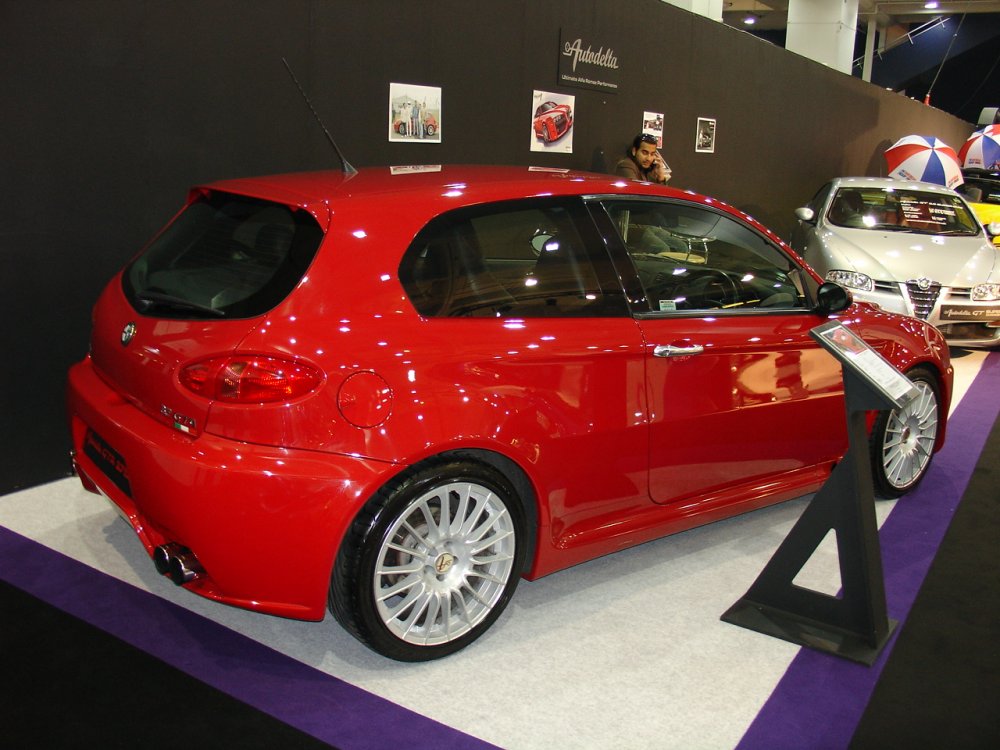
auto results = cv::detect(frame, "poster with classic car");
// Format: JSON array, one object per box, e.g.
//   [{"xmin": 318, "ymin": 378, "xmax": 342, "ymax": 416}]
[{"xmin": 389, "ymin": 82, "xmax": 441, "ymax": 143}]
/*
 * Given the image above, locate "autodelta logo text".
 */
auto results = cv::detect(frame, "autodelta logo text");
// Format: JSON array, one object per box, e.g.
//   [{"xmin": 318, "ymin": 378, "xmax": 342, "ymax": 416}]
[{"xmin": 562, "ymin": 38, "xmax": 619, "ymax": 73}]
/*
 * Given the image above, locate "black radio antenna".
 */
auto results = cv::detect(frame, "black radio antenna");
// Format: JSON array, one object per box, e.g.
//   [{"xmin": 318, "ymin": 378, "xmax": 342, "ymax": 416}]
[{"xmin": 282, "ymin": 57, "xmax": 357, "ymax": 175}]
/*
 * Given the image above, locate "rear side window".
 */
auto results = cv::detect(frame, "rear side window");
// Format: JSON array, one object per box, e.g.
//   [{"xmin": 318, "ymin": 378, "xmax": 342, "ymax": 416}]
[
  {"xmin": 399, "ymin": 198, "xmax": 627, "ymax": 317},
  {"xmin": 123, "ymin": 192, "xmax": 323, "ymax": 319}
]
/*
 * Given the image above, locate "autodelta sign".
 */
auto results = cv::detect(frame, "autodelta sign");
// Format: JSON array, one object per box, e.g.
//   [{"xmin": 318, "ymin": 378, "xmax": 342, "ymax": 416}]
[{"xmin": 558, "ymin": 29, "xmax": 621, "ymax": 94}]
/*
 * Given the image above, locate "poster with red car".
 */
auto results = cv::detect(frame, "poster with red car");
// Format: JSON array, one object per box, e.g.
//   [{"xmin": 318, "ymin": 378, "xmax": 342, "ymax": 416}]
[{"xmin": 530, "ymin": 90, "xmax": 574, "ymax": 153}]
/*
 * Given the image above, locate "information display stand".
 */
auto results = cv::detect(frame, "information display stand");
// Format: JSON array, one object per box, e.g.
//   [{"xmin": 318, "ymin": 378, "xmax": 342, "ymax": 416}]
[{"xmin": 721, "ymin": 321, "xmax": 920, "ymax": 665}]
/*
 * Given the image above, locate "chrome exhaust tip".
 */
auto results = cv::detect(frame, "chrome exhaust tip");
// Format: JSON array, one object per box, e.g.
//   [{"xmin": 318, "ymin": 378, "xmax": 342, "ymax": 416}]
[{"xmin": 153, "ymin": 542, "xmax": 205, "ymax": 585}]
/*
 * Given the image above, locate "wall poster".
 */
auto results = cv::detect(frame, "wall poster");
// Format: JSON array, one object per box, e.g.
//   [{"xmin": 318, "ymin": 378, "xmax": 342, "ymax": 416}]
[
  {"xmin": 643, "ymin": 111, "xmax": 664, "ymax": 148},
  {"xmin": 388, "ymin": 83, "xmax": 442, "ymax": 143},
  {"xmin": 696, "ymin": 117, "xmax": 716, "ymax": 153},
  {"xmin": 530, "ymin": 90, "xmax": 575, "ymax": 154}
]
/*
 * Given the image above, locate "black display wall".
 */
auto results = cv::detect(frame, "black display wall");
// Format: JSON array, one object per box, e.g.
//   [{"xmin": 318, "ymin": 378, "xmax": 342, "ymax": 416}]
[{"xmin": 0, "ymin": 0, "xmax": 974, "ymax": 494}]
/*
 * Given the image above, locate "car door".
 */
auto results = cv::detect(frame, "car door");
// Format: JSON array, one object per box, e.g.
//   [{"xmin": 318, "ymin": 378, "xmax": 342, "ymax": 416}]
[{"xmin": 593, "ymin": 198, "xmax": 847, "ymax": 505}]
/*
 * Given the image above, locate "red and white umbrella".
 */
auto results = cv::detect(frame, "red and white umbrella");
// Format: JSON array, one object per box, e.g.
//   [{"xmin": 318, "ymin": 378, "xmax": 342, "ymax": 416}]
[
  {"xmin": 957, "ymin": 124, "xmax": 1000, "ymax": 171},
  {"xmin": 884, "ymin": 135, "xmax": 963, "ymax": 189}
]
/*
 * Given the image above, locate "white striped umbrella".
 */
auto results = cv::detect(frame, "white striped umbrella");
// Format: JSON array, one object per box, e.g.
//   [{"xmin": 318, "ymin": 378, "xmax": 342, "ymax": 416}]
[
  {"xmin": 884, "ymin": 135, "xmax": 963, "ymax": 189},
  {"xmin": 957, "ymin": 124, "xmax": 1000, "ymax": 171}
]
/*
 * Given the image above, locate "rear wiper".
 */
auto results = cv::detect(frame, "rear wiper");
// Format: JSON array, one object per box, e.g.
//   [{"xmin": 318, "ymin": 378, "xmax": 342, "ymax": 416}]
[{"xmin": 135, "ymin": 291, "xmax": 226, "ymax": 317}]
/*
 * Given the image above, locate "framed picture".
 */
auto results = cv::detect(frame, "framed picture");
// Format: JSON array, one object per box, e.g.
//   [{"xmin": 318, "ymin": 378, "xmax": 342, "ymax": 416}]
[
  {"xmin": 389, "ymin": 83, "xmax": 442, "ymax": 143},
  {"xmin": 695, "ymin": 117, "xmax": 716, "ymax": 153},
  {"xmin": 642, "ymin": 111, "xmax": 664, "ymax": 148},
  {"xmin": 530, "ymin": 90, "xmax": 575, "ymax": 154}
]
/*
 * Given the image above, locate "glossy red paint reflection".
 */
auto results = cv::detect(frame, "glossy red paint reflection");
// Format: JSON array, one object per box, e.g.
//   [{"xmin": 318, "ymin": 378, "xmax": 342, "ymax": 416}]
[{"xmin": 67, "ymin": 165, "xmax": 953, "ymax": 625}]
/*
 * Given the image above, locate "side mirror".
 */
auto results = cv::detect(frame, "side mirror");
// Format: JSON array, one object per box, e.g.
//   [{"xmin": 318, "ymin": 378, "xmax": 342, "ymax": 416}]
[
  {"xmin": 530, "ymin": 231, "xmax": 554, "ymax": 255},
  {"xmin": 815, "ymin": 281, "xmax": 851, "ymax": 314},
  {"xmin": 794, "ymin": 207, "xmax": 816, "ymax": 223}
]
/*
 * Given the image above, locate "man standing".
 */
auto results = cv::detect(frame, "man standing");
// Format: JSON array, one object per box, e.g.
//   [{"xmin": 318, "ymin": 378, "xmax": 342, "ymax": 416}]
[{"xmin": 615, "ymin": 133, "xmax": 671, "ymax": 184}]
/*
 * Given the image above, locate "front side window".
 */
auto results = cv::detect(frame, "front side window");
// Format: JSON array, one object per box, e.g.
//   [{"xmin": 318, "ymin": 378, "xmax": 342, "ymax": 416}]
[
  {"xmin": 399, "ymin": 198, "xmax": 627, "ymax": 317},
  {"xmin": 601, "ymin": 200, "xmax": 810, "ymax": 313},
  {"xmin": 123, "ymin": 191, "xmax": 323, "ymax": 319},
  {"xmin": 827, "ymin": 187, "xmax": 981, "ymax": 235},
  {"xmin": 807, "ymin": 182, "xmax": 834, "ymax": 215}
]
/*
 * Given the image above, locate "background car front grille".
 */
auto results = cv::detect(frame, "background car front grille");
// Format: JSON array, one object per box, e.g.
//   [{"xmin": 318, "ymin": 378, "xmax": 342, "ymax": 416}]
[
  {"xmin": 873, "ymin": 279, "xmax": 901, "ymax": 295},
  {"xmin": 938, "ymin": 322, "xmax": 999, "ymax": 341},
  {"xmin": 945, "ymin": 287, "xmax": 972, "ymax": 301},
  {"xmin": 905, "ymin": 280, "xmax": 942, "ymax": 319}
]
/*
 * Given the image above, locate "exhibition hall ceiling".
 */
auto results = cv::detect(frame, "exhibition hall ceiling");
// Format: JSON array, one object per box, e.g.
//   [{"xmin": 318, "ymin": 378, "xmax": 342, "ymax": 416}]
[
  {"xmin": 722, "ymin": 0, "xmax": 1000, "ymax": 31},
  {"xmin": 720, "ymin": 1, "xmax": 1000, "ymax": 122}
]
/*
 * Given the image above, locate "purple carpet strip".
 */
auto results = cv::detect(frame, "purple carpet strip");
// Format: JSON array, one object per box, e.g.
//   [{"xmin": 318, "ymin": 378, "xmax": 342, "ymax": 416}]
[
  {"xmin": 2, "ymin": 356, "xmax": 996, "ymax": 749},
  {"xmin": 0, "ymin": 526, "xmax": 499, "ymax": 750},
  {"xmin": 737, "ymin": 352, "xmax": 1000, "ymax": 750}
]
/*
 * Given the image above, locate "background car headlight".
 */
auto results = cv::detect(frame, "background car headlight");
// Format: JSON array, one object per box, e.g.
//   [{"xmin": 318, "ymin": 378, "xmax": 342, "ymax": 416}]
[
  {"xmin": 825, "ymin": 269, "xmax": 873, "ymax": 292},
  {"xmin": 971, "ymin": 283, "xmax": 1000, "ymax": 301}
]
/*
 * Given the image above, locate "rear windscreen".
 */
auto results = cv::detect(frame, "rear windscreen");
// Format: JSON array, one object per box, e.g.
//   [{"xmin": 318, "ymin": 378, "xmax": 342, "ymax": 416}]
[{"xmin": 123, "ymin": 192, "xmax": 323, "ymax": 319}]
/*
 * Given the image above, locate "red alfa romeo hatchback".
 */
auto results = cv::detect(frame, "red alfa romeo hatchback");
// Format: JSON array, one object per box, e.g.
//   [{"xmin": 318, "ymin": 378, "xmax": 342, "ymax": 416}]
[{"xmin": 68, "ymin": 166, "xmax": 952, "ymax": 660}]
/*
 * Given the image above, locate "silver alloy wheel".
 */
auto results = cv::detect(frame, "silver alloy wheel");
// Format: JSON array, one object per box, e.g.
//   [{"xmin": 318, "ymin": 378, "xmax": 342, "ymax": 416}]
[
  {"xmin": 880, "ymin": 380, "xmax": 938, "ymax": 490},
  {"xmin": 373, "ymin": 480, "xmax": 516, "ymax": 646}
]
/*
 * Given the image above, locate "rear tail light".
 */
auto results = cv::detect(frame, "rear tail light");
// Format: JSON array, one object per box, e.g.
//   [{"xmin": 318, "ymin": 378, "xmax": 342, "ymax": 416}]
[{"xmin": 180, "ymin": 355, "xmax": 323, "ymax": 403}]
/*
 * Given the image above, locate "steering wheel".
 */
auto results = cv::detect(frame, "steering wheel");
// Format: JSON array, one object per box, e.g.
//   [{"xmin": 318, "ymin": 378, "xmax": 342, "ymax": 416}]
[{"xmin": 683, "ymin": 269, "xmax": 739, "ymax": 308}]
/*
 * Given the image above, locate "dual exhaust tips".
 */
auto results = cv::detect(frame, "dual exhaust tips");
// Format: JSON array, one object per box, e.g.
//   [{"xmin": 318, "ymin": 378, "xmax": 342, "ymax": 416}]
[{"xmin": 153, "ymin": 542, "xmax": 205, "ymax": 585}]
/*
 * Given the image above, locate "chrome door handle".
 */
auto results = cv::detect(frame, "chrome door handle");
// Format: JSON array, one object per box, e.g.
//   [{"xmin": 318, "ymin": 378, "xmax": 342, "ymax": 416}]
[{"xmin": 653, "ymin": 343, "xmax": 704, "ymax": 357}]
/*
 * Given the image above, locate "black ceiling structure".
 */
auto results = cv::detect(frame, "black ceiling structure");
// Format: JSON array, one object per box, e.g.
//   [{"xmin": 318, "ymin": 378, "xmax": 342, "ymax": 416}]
[{"xmin": 721, "ymin": 1, "xmax": 1000, "ymax": 124}]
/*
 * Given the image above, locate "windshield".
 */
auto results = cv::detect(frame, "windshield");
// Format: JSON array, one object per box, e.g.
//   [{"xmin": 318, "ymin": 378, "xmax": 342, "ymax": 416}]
[
  {"xmin": 826, "ymin": 186, "xmax": 981, "ymax": 236},
  {"xmin": 123, "ymin": 192, "xmax": 323, "ymax": 319}
]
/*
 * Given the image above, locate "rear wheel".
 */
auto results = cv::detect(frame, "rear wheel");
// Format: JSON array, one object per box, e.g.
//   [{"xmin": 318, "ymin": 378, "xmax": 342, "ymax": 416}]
[
  {"xmin": 869, "ymin": 368, "xmax": 940, "ymax": 498},
  {"xmin": 330, "ymin": 459, "xmax": 525, "ymax": 661}
]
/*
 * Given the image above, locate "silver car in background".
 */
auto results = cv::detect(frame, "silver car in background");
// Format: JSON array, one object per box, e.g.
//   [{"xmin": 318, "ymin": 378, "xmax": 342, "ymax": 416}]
[{"xmin": 791, "ymin": 177, "xmax": 1000, "ymax": 348}]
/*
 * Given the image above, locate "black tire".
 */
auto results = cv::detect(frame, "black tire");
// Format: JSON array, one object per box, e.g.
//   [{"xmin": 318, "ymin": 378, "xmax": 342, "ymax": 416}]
[
  {"xmin": 330, "ymin": 458, "xmax": 526, "ymax": 661},
  {"xmin": 869, "ymin": 367, "xmax": 941, "ymax": 498}
]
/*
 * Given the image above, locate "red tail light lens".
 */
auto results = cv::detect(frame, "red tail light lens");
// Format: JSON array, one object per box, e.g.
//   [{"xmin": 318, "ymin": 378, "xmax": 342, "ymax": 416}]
[{"xmin": 180, "ymin": 356, "xmax": 323, "ymax": 403}]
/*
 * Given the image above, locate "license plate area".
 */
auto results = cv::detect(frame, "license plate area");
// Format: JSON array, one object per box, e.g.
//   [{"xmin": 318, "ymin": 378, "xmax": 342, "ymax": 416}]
[
  {"xmin": 939, "ymin": 304, "xmax": 1000, "ymax": 322},
  {"xmin": 83, "ymin": 428, "xmax": 132, "ymax": 498}
]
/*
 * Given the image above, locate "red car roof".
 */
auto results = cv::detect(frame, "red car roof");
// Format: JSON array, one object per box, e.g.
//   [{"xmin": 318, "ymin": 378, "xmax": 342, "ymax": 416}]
[{"xmin": 200, "ymin": 165, "xmax": 782, "ymax": 246}]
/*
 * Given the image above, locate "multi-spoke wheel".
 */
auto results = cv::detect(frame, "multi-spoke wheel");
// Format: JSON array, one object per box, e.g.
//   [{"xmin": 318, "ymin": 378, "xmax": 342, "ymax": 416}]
[
  {"xmin": 330, "ymin": 459, "xmax": 525, "ymax": 661},
  {"xmin": 869, "ymin": 368, "xmax": 941, "ymax": 498}
]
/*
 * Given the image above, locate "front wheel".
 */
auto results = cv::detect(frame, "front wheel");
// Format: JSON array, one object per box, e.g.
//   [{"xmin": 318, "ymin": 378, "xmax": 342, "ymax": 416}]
[
  {"xmin": 330, "ymin": 459, "xmax": 525, "ymax": 661},
  {"xmin": 869, "ymin": 368, "xmax": 941, "ymax": 498}
]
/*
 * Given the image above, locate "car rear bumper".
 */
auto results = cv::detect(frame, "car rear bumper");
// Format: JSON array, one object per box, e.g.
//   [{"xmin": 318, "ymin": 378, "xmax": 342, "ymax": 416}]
[{"xmin": 67, "ymin": 356, "xmax": 398, "ymax": 620}]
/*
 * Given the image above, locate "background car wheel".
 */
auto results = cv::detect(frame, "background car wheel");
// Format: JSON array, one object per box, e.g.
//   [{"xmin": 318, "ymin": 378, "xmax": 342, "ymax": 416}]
[
  {"xmin": 869, "ymin": 367, "xmax": 940, "ymax": 498},
  {"xmin": 330, "ymin": 458, "xmax": 526, "ymax": 661}
]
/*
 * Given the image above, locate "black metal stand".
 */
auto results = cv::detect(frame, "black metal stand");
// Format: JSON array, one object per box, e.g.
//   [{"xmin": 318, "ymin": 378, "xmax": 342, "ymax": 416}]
[{"xmin": 721, "ymin": 367, "xmax": 901, "ymax": 665}]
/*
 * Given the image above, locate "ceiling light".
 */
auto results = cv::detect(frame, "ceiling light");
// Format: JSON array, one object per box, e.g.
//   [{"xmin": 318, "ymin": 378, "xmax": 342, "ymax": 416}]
[
  {"xmin": 743, "ymin": 14, "xmax": 757, "ymax": 25},
  {"xmin": 924, "ymin": 1, "xmax": 938, "ymax": 7}
]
